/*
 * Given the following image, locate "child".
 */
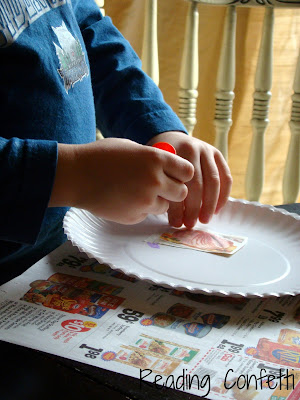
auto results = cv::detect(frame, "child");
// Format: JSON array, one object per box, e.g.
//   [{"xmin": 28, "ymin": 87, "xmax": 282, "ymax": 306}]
[{"xmin": 0, "ymin": 0, "xmax": 232, "ymax": 283}]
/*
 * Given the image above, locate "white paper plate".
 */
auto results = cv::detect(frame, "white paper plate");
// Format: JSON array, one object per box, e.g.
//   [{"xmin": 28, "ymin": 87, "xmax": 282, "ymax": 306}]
[{"xmin": 63, "ymin": 198, "xmax": 300, "ymax": 298}]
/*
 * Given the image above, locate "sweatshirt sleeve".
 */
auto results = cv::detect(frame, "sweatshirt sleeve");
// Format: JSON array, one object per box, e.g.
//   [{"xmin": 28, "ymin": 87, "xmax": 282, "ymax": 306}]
[
  {"xmin": 73, "ymin": 0, "xmax": 187, "ymax": 145},
  {"xmin": 0, "ymin": 137, "xmax": 58, "ymax": 244}
]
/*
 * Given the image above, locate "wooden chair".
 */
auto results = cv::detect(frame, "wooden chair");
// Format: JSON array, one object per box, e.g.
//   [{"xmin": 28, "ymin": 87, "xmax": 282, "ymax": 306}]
[
  {"xmin": 97, "ymin": 0, "xmax": 299, "ymax": 204},
  {"xmin": 141, "ymin": 0, "xmax": 300, "ymax": 204}
]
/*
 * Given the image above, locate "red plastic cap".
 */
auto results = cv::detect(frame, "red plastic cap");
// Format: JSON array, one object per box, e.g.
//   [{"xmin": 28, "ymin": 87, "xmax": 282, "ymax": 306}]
[{"xmin": 152, "ymin": 142, "xmax": 176, "ymax": 154}]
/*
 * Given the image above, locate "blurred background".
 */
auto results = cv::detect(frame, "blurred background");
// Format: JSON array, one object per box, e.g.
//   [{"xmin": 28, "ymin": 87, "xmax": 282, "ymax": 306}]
[{"xmin": 104, "ymin": 0, "xmax": 300, "ymax": 205}]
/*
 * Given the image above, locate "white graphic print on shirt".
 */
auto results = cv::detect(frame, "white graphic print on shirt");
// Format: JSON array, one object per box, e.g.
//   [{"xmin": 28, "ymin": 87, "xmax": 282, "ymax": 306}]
[
  {"xmin": 0, "ymin": 0, "xmax": 68, "ymax": 48},
  {"xmin": 52, "ymin": 21, "xmax": 89, "ymax": 93}
]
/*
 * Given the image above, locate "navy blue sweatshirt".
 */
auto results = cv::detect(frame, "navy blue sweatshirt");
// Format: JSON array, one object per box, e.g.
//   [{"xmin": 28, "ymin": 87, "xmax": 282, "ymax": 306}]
[{"xmin": 0, "ymin": 0, "xmax": 187, "ymax": 280}]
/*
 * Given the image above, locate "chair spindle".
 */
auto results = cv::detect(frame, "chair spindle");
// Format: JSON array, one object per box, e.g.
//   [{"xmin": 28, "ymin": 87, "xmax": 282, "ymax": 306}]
[
  {"xmin": 178, "ymin": 1, "xmax": 199, "ymax": 135},
  {"xmin": 282, "ymin": 49, "xmax": 300, "ymax": 204},
  {"xmin": 245, "ymin": 7, "xmax": 274, "ymax": 201},
  {"xmin": 141, "ymin": 0, "xmax": 159, "ymax": 86},
  {"xmin": 214, "ymin": 6, "xmax": 237, "ymax": 161}
]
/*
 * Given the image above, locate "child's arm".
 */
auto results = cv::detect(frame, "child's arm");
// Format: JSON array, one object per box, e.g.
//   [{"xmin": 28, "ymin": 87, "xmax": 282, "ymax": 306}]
[
  {"xmin": 0, "ymin": 137, "xmax": 57, "ymax": 244},
  {"xmin": 72, "ymin": 2, "xmax": 232, "ymax": 226},
  {"xmin": 73, "ymin": 1, "xmax": 188, "ymax": 144},
  {"xmin": 49, "ymin": 138, "xmax": 194, "ymax": 225}
]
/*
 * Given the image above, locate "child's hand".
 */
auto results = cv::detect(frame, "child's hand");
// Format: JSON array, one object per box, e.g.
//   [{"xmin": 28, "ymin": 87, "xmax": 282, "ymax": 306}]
[
  {"xmin": 50, "ymin": 138, "xmax": 194, "ymax": 224},
  {"xmin": 147, "ymin": 131, "xmax": 233, "ymax": 228}
]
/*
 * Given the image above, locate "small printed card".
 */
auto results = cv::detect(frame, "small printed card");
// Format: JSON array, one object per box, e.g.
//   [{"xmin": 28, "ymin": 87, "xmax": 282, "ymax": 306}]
[{"xmin": 146, "ymin": 228, "xmax": 247, "ymax": 255}]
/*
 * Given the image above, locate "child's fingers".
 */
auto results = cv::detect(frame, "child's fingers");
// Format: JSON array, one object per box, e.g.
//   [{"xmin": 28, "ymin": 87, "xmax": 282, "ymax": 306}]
[
  {"xmin": 214, "ymin": 152, "xmax": 233, "ymax": 213},
  {"xmin": 182, "ymin": 161, "xmax": 203, "ymax": 229},
  {"xmin": 198, "ymin": 153, "xmax": 221, "ymax": 223},
  {"xmin": 149, "ymin": 196, "xmax": 170, "ymax": 215},
  {"xmin": 159, "ymin": 177, "xmax": 188, "ymax": 203},
  {"xmin": 168, "ymin": 201, "xmax": 184, "ymax": 227},
  {"xmin": 162, "ymin": 153, "xmax": 194, "ymax": 183}
]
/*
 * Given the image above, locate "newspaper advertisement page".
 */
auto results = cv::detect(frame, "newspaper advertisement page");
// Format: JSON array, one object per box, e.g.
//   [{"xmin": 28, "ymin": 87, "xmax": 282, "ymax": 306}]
[{"xmin": 0, "ymin": 241, "xmax": 300, "ymax": 400}]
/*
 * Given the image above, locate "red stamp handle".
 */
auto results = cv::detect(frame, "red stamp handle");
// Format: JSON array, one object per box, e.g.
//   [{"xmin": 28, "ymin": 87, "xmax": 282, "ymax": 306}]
[{"xmin": 152, "ymin": 142, "xmax": 176, "ymax": 155}]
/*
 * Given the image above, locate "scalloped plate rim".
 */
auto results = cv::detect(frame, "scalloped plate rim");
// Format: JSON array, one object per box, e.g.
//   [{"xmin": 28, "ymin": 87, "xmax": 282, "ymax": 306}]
[{"xmin": 63, "ymin": 198, "xmax": 300, "ymax": 298}]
